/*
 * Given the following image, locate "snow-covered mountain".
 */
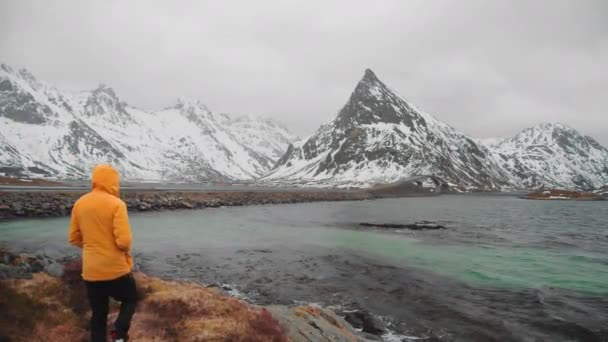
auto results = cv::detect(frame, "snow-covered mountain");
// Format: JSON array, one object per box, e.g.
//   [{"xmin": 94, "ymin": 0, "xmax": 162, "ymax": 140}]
[
  {"xmin": 0, "ymin": 63, "xmax": 296, "ymax": 181},
  {"xmin": 3, "ymin": 63, "xmax": 606, "ymax": 190},
  {"xmin": 483, "ymin": 123, "xmax": 608, "ymax": 190},
  {"xmin": 265, "ymin": 69, "xmax": 510, "ymax": 188}
]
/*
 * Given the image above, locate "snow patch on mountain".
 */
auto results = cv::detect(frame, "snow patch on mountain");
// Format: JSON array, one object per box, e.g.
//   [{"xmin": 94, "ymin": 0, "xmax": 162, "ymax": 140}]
[
  {"xmin": 2, "ymin": 62, "xmax": 606, "ymax": 190},
  {"xmin": 484, "ymin": 123, "xmax": 608, "ymax": 190},
  {"xmin": 265, "ymin": 69, "xmax": 510, "ymax": 188},
  {"xmin": 0, "ymin": 63, "xmax": 295, "ymax": 181}
]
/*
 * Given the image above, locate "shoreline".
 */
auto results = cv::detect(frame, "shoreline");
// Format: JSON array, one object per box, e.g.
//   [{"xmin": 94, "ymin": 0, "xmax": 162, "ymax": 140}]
[
  {"xmin": 0, "ymin": 189, "xmax": 375, "ymax": 220},
  {"xmin": 0, "ymin": 249, "xmax": 378, "ymax": 341},
  {"xmin": 3, "ymin": 195, "xmax": 607, "ymax": 341},
  {"xmin": 0, "ymin": 180, "xmax": 448, "ymax": 220},
  {"xmin": 522, "ymin": 189, "xmax": 606, "ymax": 201}
]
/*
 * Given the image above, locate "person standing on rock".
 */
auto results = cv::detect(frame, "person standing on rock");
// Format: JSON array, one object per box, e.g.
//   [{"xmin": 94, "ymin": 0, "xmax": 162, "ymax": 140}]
[{"xmin": 68, "ymin": 164, "xmax": 137, "ymax": 342}]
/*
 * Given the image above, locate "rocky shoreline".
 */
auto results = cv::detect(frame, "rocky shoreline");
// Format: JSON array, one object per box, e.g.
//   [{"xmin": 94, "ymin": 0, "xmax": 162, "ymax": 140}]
[
  {"xmin": 0, "ymin": 189, "xmax": 374, "ymax": 220},
  {"xmin": 0, "ymin": 248, "xmax": 379, "ymax": 341},
  {"xmin": 522, "ymin": 189, "xmax": 605, "ymax": 201}
]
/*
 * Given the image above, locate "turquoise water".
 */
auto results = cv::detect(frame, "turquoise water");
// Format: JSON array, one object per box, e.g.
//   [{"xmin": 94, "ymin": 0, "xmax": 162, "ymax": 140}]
[
  {"xmin": 1, "ymin": 194, "xmax": 607, "ymax": 294},
  {"xmin": 329, "ymin": 230, "xmax": 608, "ymax": 294},
  {"xmin": 2, "ymin": 194, "xmax": 607, "ymax": 340}
]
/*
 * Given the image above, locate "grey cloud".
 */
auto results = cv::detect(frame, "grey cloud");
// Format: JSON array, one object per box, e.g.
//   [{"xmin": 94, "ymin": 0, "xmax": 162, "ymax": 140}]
[{"xmin": 1, "ymin": 0, "xmax": 607, "ymax": 143}]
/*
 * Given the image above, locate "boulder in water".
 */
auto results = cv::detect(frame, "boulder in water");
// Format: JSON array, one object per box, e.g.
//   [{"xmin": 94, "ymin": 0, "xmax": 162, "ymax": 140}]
[
  {"xmin": 343, "ymin": 310, "xmax": 387, "ymax": 336},
  {"xmin": 359, "ymin": 221, "xmax": 445, "ymax": 230}
]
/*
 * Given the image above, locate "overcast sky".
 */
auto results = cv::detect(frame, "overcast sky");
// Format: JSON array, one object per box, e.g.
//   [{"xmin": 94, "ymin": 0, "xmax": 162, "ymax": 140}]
[{"xmin": 2, "ymin": 0, "xmax": 607, "ymax": 143}]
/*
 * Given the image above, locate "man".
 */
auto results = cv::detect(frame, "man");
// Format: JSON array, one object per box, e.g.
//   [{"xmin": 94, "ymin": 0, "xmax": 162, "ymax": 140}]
[{"xmin": 69, "ymin": 164, "xmax": 137, "ymax": 342}]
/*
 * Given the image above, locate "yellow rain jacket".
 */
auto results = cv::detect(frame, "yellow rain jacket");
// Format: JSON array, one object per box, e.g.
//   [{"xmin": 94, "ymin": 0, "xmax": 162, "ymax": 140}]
[{"xmin": 69, "ymin": 164, "xmax": 133, "ymax": 281}]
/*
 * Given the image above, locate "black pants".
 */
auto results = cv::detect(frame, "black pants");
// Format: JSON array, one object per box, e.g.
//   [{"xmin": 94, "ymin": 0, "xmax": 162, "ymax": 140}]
[{"xmin": 85, "ymin": 273, "xmax": 137, "ymax": 342}]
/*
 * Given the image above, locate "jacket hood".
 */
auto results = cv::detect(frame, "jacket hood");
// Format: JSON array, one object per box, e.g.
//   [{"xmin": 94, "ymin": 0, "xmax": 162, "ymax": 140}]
[{"xmin": 91, "ymin": 164, "xmax": 120, "ymax": 196}]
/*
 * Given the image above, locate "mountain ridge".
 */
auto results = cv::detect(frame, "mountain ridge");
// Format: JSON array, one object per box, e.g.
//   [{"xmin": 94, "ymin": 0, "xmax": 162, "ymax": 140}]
[
  {"xmin": 265, "ymin": 69, "xmax": 511, "ymax": 188},
  {"xmin": 267, "ymin": 70, "xmax": 607, "ymax": 190},
  {"xmin": 483, "ymin": 122, "xmax": 608, "ymax": 190},
  {"xmin": 1, "ymin": 63, "xmax": 606, "ymax": 190},
  {"xmin": 0, "ymin": 63, "xmax": 297, "ymax": 181}
]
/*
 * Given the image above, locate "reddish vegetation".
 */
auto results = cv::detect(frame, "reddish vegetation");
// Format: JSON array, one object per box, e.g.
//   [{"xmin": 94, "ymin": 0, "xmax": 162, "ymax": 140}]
[
  {"xmin": 0, "ymin": 261, "xmax": 288, "ymax": 342},
  {"xmin": 0, "ymin": 176, "xmax": 63, "ymax": 186},
  {"xmin": 0, "ymin": 273, "xmax": 89, "ymax": 341},
  {"xmin": 525, "ymin": 189, "xmax": 604, "ymax": 201}
]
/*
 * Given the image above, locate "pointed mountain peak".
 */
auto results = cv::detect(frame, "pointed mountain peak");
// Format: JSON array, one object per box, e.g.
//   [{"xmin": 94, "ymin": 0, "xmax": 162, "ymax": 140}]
[
  {"xmin": 516, "ymin": 122, "xmax": 571, "ymax": 137},
  {"xmin": 506, "ymin": 122, "xmax": 606, "ymax": 153},
  {"xmin": 517, "ymin": 122, "xmax": 581, "ymax": 142},
  {"xmin": 362, "ymin": 68, "xmax": 380, "ymax": 82},
  {"xmin": 173, "ymin": 97, "xmax": 212, "ymax": 118},
  {"xmin": 1, "ymin": 63, "xmax": 14, "ymax": 73},
  {"xmin": 0, "ymin": 64, "xmax": 42, "ymax": 89},
  {"xmin": 174, "ymin": 97, "xmax": 209, "ymax": 110},
  {"xmin": 533, "ymin": 122, "xmax": 572, "ymax": 131},
  {"xmin": 83, "ymin": 83, "xmax": 132, "ymax": 120},
  {"xmin": 92, "ymin": 83, "xmax": 118, "ymax": 99},
  {"xmin": 355, "ymin": 68, "xmax": 386, "ymax": 92},
  {"xmin": 333, "ymin": 68, "xmax": 424, "ymax": 128},
  {"xmin": 353, "ymin": 68, "xmax": 390, "ymax": 98},
  {"xmin": 17, "ymin": 68, "xmax": 37, "ymax": 81}
]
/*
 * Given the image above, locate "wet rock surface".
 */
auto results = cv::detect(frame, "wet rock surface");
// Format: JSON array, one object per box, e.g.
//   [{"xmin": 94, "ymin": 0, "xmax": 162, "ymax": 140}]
[
  {"xmin": 343, "ymin": 310, "xmax": 387, "ymax": 335},
  {"xmin": 0, "ymin": 249, "xmax": 66, "ymax": 279},
  {"xmin": 268, "ymin": 305, "xmax": 375, "ymax": 342},
  {"xmin": 148, "ymin": 246, "xmax": 608, "ymax": 342},
  {"xmin": 0, "ymin": 249, "xmax": 375, "ymax": 342},
  {"xmin": 359, "ymin": 221, "xmax": 446, "ymax": 230}
]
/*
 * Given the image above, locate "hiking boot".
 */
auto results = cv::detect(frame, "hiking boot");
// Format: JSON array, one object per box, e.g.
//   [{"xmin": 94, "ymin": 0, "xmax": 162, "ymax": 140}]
[{"xmin": 111, "ymin": 330, "xmax": 128, "ymax": 342}]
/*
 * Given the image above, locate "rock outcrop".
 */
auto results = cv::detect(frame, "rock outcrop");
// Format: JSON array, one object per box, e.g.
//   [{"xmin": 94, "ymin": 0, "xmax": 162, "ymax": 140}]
[
  {"xmin": 0, "ymin": 250, "xmax": 375, "ymax": 341},
  {"xmin": 359, "ymin": 221, "xmax": 446, "ymax": 230}
]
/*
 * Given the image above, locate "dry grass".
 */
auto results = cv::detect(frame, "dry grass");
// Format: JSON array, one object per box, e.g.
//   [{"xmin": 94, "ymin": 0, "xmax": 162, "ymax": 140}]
[
  {"xmin": 0, "ymin": 261, "xmax": 287, "ymax": 342},
  {"xmin": 131, "ymin": 273, "xmax": 287, "ymax": 341},
  {"xmin": 0, "ymin": 273, "xmax": 89, "ymax": 341}
]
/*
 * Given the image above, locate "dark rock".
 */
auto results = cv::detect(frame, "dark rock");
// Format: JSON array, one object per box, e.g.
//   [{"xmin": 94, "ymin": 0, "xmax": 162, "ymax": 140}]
[
  {"xmin": 361, "ymin": 332, "xmax": 384, "ymax": 341},
  {"xmin": 44, "ymin": 262, "xmax": 64, "ymax": 277},
  {"xmin": 254, "ymin": 276, "xmax": 273, "ymax": 284},
  {"xmin": 0, "ymin": 264, "xmax": 12, "ymax": 279},
  {"xmin": 343, "ymin": 310, "xmax": 387, "ymax": 336},
  {"xmin": 29, "ymin": 259, "xmax": 44, "ymax": 273},
  {"xmin": 343, "ymin": 311, "xmax": 364, "ymax": 329},
  {"xmin": 138, "ymin": 201, "xmax": 152, "ymax": 211},
  {"xmin": 1, "ymin": 252, "xmax": 10, "ymax": 265},
  {"xmin": 360, "ymin": 221, "xmax": 445, "ymax": 230},
  {"xmin": 0, "ymin": 263, "xmax": 32, "ymax": 280},
  {"xmin": 252, "ymin": 249, "xmax": 273, "ymax": 254}
]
